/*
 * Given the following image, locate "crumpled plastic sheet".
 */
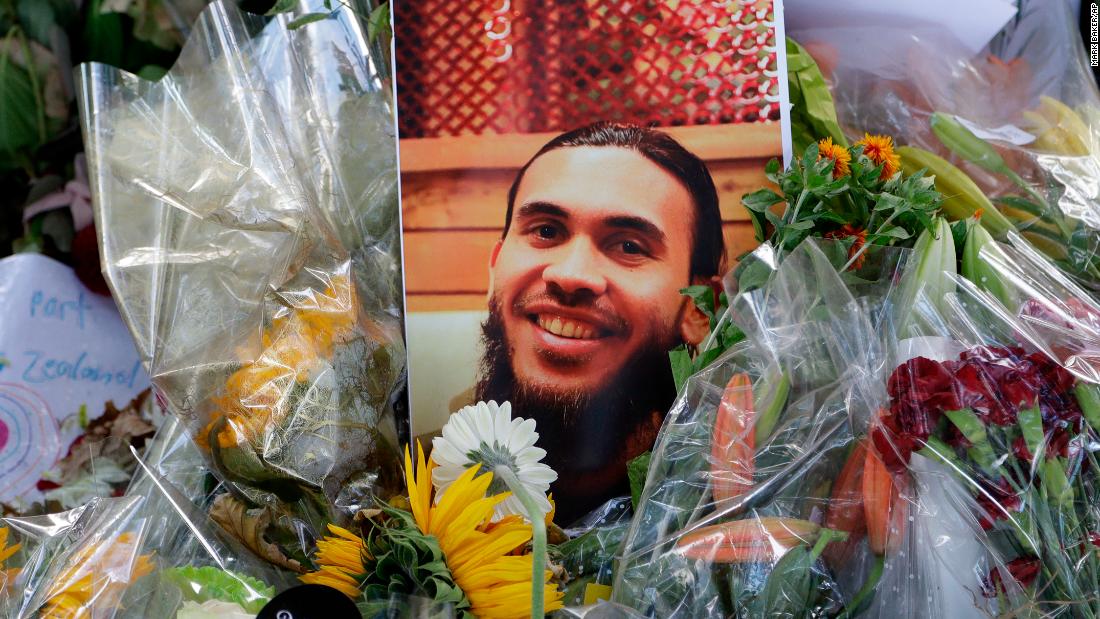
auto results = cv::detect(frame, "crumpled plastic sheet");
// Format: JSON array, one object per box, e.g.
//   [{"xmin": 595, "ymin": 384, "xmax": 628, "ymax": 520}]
[
  {"xmin": 1, "ymin": 419, "xmax": 292, "ymax": 618},
  {"xmin": 77, "ymin": 0, "xmax": 405, "ymax": 576}
]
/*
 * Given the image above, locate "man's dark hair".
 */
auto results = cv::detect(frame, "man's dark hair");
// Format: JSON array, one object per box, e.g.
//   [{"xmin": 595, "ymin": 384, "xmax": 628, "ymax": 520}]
[{"xmin": 502, "ymin": 121, "xmax": 725, "ymax": 279}]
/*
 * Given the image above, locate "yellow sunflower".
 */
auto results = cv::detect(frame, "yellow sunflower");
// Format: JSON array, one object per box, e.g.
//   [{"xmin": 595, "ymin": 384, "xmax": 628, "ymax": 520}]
[
  {"xmin": 405, "ymin": 444, "xmax": 563, "ymax": 619},
  {"xmin": 855, "ymin": 133, "xmax": 901, "ymax": 181},
  {"xmin": 0, "ymin": 526, "xmax": 21, "ymax": 589},
  {"xmin": 299, "ymin": 524, "xmax": 369, "ymax": 598},
  {"xmin": 39, "ymin": 532, "xmax": 155, "ymax": 619},
  {"xmin": 817, "ymin": 137, "xmax": 851, "ymax": 179}
]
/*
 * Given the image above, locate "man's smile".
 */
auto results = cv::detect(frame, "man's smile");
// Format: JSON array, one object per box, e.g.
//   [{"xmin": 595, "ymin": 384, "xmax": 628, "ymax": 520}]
[{"xmin": 535, "ymin": 314, "xmax": 599, "ymax": 340}]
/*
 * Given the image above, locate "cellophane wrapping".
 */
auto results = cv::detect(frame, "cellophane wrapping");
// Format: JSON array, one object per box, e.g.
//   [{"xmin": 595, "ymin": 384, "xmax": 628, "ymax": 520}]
[
  {"xmin": 1, "ymin": 419, "xmax": 291, "ymax": 618},
  {"xmin": 613, "ymin": 221, "xmax": 1100, "ymax": 617},
  {"xmin": 791, "ymin": 1, "xmax": 1100, "ymax": 293},
  {"xmin": 74, "ymin": 0, "xmax": 404, "ymax": 594},
  {"xmin": 612, "ymin": 239, "xmax": 930, "ymax": 617}
]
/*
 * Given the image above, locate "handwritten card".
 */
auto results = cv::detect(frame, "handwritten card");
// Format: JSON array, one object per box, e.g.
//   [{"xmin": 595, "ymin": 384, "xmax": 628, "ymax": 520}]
[{"xmin": 0, "ymin": 253, "xmax": 149, "ymax": 503}]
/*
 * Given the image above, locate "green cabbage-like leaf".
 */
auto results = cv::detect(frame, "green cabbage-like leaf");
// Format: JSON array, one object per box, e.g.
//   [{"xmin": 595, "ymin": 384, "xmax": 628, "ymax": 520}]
[{"xmin": 163, "ymin": 566, "xmax": 275, "ymax": 614}]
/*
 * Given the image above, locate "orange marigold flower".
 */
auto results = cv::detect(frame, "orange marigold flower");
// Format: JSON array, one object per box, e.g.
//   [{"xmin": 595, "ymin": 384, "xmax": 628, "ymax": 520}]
[
  {"xmin": 817, "ymin": 137, "xmax": 851, "ymax": 179},
  {"xmin": 855, "ymin": 133, "xmax": 901, "ymax": 181},
  {"xmin": 825, "ymin": 224, "xmax": 868, "ymax": 270}
]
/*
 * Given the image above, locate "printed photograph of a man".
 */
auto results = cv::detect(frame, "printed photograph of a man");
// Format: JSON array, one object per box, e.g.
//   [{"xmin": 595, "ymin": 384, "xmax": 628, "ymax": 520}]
[
  {"xmin": 394, "ymin": 0, "xmax": 787, "ymax": 523},
  {"xmin": 474, "ymin": 123, "xmax": 721, "ymax": 520}
]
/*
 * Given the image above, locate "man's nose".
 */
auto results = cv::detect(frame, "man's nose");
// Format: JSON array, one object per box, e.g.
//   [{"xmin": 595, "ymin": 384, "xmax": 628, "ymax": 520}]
[{"xmin": 542, "ymin": 237, "xmax": 607, "ymax": 297}]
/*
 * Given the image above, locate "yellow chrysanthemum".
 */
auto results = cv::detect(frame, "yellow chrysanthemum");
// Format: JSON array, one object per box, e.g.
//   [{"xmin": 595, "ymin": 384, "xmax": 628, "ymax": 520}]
[
  {"xmin": 197, "ymin": 274, "xmax": 359, "ymax": 451},
  {"xmin": 817, "ymin": 137, "xmax": 851, "ymax": 178},
  {"xmin": 300, "ymin": 524, "xmax": 370, "ymax": 598},
  {"xmin": 39, "ymin": 532, "xmax": 155, "ymax": 619},
  {"xmin": 856, "ymin": 133, "xmax": 901, "ymax": 180},
  {"xmin": 405, "ymin": 444, "xmax": 563, "ymax": 619}
]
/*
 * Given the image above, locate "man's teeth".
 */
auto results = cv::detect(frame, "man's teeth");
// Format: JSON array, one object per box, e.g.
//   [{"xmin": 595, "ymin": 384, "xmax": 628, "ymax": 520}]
[{"xmin": 537, "ymin": 315, "xmax": 597, "ymax": 339}]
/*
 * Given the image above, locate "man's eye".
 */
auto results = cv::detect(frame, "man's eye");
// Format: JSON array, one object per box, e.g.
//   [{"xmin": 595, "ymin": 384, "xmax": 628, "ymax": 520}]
[
  {"xmin": 621, "ymin": 240, "xmax": 643, "ymax": 255},
  {"xmin": 536, "ymin": 225, "xmax": 559, "ymax": 239}
]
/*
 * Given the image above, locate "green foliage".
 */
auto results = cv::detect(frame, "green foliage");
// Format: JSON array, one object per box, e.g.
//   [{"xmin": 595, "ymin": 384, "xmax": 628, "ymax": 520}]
[
  {"xmin": 627, "ymin": 450, "xmax": 652, "ymax": 510},
  {"xmin": 0, "ymin": 52, "xmax": 39, "ymax": 171},
  {"xmin": 367, "ymin": 3, "xmax": 390, "ymax": 43},
  {"xmin": 743, "ymin": 141, "xmax": 941, "ymax": 269},
  {"xmin": 669, "ymin": 284, "xmax": 746, "ymax": 392},
  {"xmin": 162, "ymin": 566, "xmax": 275, "ymax": 614},
  {"xmin": 362, "ymin": 507, "xmax": 474, "ymax": 618},
  {"xmin": 287, "ymin": 11, "xmax": 331, "ymax": 29},
  {"xmin": 786, "ymin": 37, "xmax": 847, "ymax": 154}
]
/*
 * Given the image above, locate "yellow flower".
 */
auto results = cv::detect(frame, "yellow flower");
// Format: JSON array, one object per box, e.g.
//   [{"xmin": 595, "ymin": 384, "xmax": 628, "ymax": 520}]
[
  {"xmin": 0, "ymin": 526, "xmax": 21, "ymax": 591},
  {"xmin": 39, "ymin": 532, "xmax": 155, "ymax": 619},
  {"xmin": 405, "ymin": 444, "xmax": 563, "ymax": 619},
  {"xmin": 0, "ymin": 526, "xmax": 20, "ymax": 568},
  {"xmin": 855, "ymin": 133, "xmax": 901, "ymax": 181},
  {"xmin": 300, "ymin": 524, "xmax": 369, "ymax": 598},
  {"xmin": 198, "ymin": 274, "xmax": 360, "ymax": 451},
  {"xmin": 817, "ymin": 137, "xmax": 851, "ymax": 178}
]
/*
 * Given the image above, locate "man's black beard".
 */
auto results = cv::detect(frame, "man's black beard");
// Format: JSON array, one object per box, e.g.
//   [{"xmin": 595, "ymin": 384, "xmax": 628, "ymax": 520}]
[{"xmin": 476, "ymin": 298, "xmax": 678, "ymax": 524}]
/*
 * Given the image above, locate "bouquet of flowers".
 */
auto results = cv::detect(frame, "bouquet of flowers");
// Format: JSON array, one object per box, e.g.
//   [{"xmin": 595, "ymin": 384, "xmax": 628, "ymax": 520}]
[
  {"xmin": 614, "ymin": 238, "xmax": 924, "ymax": 617},
  {"xmin": 0, "ymin": 419, "xmax": 288, "ymax": 618},
  {"xmin": 78, "ymin": 0, "xmax": 404, "ymax": 576},
  {"xmin": 788, "ymin": 1, "xmax": 1100, "ymax": 292}
]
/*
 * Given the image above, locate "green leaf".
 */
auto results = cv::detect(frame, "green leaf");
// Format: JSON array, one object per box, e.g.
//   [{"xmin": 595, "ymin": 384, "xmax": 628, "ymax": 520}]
[
  {"xmin": 1017, "ymin": 405, "xmax": 1043, "ymax": 458},
  {"xmin": 736, "ymin": 257, "xmax": 772, "ymax": 292},
  {"xmin": 878, "ymin": 226, "xmax": 910, "ymax": 240},
  {"xmin": 0, "ymin": 57, "xmax": 40, "ymax": 164},
  {"xmin": 753, "ymin": 369, "xmax": 789, "ymax": 444},
  {"xmin": 679, "ymin": 284, "xmax": 716, "ymax": 318},
  {"xmin": 17, "ymin": 0, "xmax": 55, "ymax": 46},
  {"xmin": 266, "ymin": 0, "xmax": 298, "ymax": 15},
  {"xmin": 163, "ymin": 566, "xmax": 275, "ymax": 614},
  {"xmin": 669, "ymin": 346, "xmax": 693, "ymax": 394},
  {"xmin": 287, "ymin": 12, "xmax": 331, "ymax": 29},
  {"xmin": 741, "ymin": 188, "xmax": 783, "ymax": 212},
  {"xmin": 764, "ymin": 158, "xmax": 780, "ymax": 178},
  {"xmin": 82, "ymin": 0, "xmax": 124, "ymax": 66},
  {"xmin": 693, "ymin": 346, "xmax": 722, "ymax": 374},
  {"xmin": 368, "ymin": 3, "xmax": 391, "ymax": 43},
  {"xmin": 136, "ymin": 64, "xmax": 167, "ymax": 81},
  {"xmin": 627, "ymin": 450, "xmax": 652, "ymax": 509}
]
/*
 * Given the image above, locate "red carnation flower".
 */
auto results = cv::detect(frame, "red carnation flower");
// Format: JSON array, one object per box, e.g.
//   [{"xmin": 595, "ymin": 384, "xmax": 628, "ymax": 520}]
[
  {"xmin": 984, "ymin": 557, "xmax": 1040, "ymax": 597},
  {"xmin": 975, "ymin": 477, "xmax": 1023, "ymax": 531}
]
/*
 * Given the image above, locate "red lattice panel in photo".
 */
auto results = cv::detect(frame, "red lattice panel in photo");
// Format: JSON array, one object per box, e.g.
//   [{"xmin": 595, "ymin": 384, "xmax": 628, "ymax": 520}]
[{"xmin": 395, "ymin": 0, "xmax": 781, "ymax": 138}]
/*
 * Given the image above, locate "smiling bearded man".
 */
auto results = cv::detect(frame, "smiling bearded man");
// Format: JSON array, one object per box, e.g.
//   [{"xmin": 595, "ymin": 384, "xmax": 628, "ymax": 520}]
[{"xmin": 475, "ymin": 122, "xmax": 725, "ymax": 523}]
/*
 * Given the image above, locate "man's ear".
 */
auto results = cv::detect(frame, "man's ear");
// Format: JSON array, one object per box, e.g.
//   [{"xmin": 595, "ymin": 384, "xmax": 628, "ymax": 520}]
[{"xmin": 679, "ymin": 293, "xmax": 711, "ymax": 347}]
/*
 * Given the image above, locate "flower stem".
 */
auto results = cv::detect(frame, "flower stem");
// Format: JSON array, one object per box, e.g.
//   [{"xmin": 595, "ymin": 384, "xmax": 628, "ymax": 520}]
[
  {"xmin": 838, "ymin": 553, "xmax": 885, "ymax": 619},
  {"xmin": 495, "ymin": 465, "xmax": 546, "ymax": 618}
]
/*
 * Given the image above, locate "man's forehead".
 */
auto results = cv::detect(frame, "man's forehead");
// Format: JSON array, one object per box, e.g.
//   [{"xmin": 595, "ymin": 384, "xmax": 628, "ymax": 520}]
[{"xmin": 515, "ymin": 146, "xmax": 695, "ymax": 223}]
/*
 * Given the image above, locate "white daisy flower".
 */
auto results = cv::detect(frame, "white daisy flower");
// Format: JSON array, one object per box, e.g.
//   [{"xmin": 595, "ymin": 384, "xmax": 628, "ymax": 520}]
[{"xmin": 431, "ymin": 400, "xmax": 557, "ymax": 521}]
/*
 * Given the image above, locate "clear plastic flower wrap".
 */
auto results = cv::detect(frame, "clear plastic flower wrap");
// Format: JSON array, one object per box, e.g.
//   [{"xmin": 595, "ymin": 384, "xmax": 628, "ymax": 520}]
[
  {"xmin": 789, "ymin": 2, "xmax": 1100, "ymax": 293},
  {"xmin": 868, "ymin": 225, "xmax": 1100, "ymax": 617},
  {"xmin": 611, "ymin": 239, "xmax": 942, "ymax": 618},
  {"xmin": 0, "ymin": 419, "xmax": 292, "ymax": 618},
  {"xmin": 613, "ymin": 219, "xmax": 1100, "ymax": 617},
  {"xmin": 76, "ymin": 0, "xmax": 405, "ymax": 572}
]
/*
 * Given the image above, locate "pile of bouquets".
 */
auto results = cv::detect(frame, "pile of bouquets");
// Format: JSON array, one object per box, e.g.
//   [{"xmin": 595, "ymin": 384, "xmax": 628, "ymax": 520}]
[{"xmin": 614, "ymin": 203, "xmax": 1100, "ymax": 617}]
